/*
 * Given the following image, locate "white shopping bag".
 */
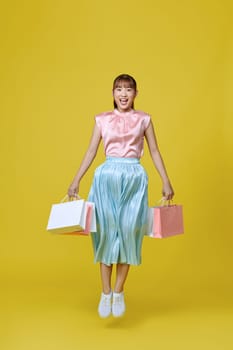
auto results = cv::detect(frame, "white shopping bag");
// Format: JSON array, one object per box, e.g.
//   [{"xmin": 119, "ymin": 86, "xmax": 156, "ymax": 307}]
[
  {"xmin": 62, "ymin": 201, "xmax": 97, "ymax": 235},
  {"xmin": 47, "ymin": 198, "xmax": 87, "ymax": 234},
  {"xmin": 146, "ymin": 207, "xmax": 154, "ymax": 237}
]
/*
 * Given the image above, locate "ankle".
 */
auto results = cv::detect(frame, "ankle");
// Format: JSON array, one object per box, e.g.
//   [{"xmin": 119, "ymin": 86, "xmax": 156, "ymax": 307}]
[
  {"xmin": 113, "ymin": 289, "xmax": 123, "ymax": 294},
  {"xmin": 103, "ymin": 289, "xmax": 112, "ymax": 295}
]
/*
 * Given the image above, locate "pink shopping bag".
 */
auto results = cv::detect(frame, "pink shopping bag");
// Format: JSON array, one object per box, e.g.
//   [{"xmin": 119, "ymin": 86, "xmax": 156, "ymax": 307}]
[{"xmin": 152, "ymin": 204, "xmax": 184, "ymax": 238}]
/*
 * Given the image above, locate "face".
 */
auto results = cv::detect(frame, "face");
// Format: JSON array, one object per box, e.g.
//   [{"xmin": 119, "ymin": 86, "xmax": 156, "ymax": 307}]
[{"xmin": 113, "ymin": 81, "xmax": 137, "ymax": 112}]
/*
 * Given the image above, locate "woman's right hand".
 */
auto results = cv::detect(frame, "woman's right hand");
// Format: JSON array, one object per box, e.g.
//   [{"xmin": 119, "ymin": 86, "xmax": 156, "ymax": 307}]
[{"xmin": 68, "ymin": 182, "xmax": 79, "ymax": 199}]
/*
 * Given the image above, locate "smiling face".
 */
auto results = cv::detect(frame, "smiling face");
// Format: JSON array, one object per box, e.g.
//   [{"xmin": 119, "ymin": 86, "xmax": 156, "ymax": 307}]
[{"xmin": 113, "ymin": 78, "xmax": 138, "ymax": 112}]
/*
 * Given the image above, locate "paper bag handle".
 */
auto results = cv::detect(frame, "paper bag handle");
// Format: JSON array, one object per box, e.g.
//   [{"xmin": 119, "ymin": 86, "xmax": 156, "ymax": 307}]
[
  {"xmin": 61, "ymin": 194, "xmax": 81, "ymax": 203},
  {"xmin": 158, "ymin": 198, "xmax": 173, "ymax": 206}
]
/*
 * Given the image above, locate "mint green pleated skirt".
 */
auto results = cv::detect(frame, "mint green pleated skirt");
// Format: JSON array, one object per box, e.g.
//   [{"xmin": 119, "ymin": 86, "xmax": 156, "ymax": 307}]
[{"xmin": 88, "ymin": 157, "xmax": 148, "ymax": 266}]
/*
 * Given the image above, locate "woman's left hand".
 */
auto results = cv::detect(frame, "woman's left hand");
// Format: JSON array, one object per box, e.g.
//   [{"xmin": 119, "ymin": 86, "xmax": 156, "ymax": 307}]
[{"xmin": 162, "ymin": 181, "xmax": 174, "ymax": 201}]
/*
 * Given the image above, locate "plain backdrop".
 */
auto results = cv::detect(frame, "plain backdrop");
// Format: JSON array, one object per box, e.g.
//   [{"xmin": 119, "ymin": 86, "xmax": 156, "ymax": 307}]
[{"xmin": 0, "ymin": 1, "xmax": 233, "ymax": 349}]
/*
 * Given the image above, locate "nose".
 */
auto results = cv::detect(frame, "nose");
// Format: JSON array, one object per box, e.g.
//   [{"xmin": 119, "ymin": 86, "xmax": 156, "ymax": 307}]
[{"xmin": 121, "ymin": 88, "xmax": 127, "ymax": 96}]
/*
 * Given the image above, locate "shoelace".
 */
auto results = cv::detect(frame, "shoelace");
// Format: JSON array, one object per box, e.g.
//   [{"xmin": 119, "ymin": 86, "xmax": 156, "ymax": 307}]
[
  {"xmin": 101, "ymin": 296, "xmax": 111, "ymax": 306},
  {"xmin": 113, "ymin": 295, "xmax": 123, "ymax": 304}
]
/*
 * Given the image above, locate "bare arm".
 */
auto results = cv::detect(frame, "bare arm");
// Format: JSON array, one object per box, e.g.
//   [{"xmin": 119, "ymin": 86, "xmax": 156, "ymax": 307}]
[
  {"xmin": 145, "ymin": 121, "xmax": 174, "ymax": 200},
  {"xmin": 68, "ymin": 123, "xmax": 102, "ymax": 197}
]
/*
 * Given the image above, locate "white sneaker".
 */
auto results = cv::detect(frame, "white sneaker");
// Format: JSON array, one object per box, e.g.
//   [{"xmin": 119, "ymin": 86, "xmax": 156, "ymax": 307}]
[
  {"xmin": 98, "ymin": 292, "xmax": 112, "ymax": 318},
  {"xmin": 112, "ymin": 292, "xmax": 125, "ymax": 317}
]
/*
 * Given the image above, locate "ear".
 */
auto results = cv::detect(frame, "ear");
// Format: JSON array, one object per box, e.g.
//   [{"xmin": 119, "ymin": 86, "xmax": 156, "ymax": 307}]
[{"xmin": 135, "ymin": 90, "xmax": 138, "ymax": 97}]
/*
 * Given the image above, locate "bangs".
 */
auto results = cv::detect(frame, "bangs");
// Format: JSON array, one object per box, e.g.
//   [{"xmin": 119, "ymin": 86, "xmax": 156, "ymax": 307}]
[{"xmin": 113, "ymin": 74, "xmax": 137, "ymax": 90}]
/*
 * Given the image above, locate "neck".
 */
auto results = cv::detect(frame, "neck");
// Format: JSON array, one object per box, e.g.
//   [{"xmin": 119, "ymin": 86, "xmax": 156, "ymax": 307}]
[{"xmin": 115, "ymin": 108, "xmax": 133, "ymax": 113}]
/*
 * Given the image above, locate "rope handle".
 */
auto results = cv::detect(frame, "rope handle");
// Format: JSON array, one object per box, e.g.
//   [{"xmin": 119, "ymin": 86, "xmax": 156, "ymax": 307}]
[
  {"xmin": 158, "ymin": 198, "xmax": 174, "ymax": 206},
  {"xmin": 60, "ymin": 194, "xmax": 81, "ymax": 203}
]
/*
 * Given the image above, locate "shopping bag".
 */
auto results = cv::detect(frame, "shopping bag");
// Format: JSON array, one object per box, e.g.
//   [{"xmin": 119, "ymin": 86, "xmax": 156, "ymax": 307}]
[
  {"xmin": 63, "ymin": 201, "xmax": 96, "ymax": 236},
  {"xmin": 47, "ymin": 196, "xmax": 96, "ymax": 235},
  {"xmin": 148, "ymin": 202, "xmax": 184, "ymax": 238}
]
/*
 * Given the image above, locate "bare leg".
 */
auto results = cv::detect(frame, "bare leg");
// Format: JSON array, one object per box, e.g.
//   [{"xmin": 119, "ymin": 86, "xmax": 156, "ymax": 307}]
[
  {"xmin": 100, "ymin": 263, "xmax": 113, "ymax": 294},
  {"xmin": 114, "ymin": 263, "xmax": 130, "ymax": 293}
]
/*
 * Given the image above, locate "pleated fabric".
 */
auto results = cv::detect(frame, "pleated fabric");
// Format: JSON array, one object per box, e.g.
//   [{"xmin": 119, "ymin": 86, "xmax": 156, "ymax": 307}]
[{"xmin": 88, "ymin": 157, "xmax": 148, "ymax": 266}]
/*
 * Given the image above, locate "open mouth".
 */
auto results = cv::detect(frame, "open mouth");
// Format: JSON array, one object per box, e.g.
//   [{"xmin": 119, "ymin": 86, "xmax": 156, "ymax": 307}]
[{"xmin": 120, "ymin": 99, "xmax": 128, "ymax": 105}]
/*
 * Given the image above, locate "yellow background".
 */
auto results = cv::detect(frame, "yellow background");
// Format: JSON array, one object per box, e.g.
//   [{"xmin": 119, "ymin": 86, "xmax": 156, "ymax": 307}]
[{"xmin": 1, "ymin": 0, "xmax": 233, "ymax": 349}]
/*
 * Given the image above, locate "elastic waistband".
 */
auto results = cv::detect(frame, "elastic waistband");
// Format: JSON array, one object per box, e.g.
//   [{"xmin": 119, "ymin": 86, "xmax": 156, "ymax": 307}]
[{"xmin": 106, "ymin": 156, "xmax": 140, "ymax": 164}]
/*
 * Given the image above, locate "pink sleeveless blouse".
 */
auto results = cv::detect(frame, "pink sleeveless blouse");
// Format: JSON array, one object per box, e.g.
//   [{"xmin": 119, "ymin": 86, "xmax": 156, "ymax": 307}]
[{"xmin": 95, "ymin": 109, "xmax": 151, "ymax": 158}]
